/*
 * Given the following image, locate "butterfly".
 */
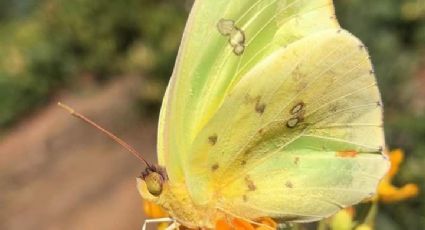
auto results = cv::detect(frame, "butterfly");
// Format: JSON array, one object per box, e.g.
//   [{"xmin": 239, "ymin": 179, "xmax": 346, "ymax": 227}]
[{"xmin": 112, "ymin": 0, "xmax": 389, "ymax": 228}]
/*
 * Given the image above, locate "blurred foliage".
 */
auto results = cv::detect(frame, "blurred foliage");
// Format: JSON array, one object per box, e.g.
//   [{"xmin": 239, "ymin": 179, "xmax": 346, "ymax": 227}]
[
  {"xmin": 335, "ymin": 0, "xmax": 424, "ymax": 229},
  {"xmin": 0, "ymin": 0, "xmax": 188, "ymax": 127},
  {"xmin": 0, "ymin": 0, "xmax": 424, "ymax": 229}
]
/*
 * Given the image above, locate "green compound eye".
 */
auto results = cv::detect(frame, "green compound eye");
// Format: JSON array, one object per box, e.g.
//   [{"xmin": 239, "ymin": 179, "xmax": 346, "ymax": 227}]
[{"xmin": 145, "ymin": 172, "xmax": 163, "ymax": 197}]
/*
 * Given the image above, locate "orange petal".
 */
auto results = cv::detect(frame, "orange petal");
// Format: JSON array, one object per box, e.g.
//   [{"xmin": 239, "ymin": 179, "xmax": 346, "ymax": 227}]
[
  {"xmin": 256, "ymin": 217, "xmax": 277, "ymax": 230},
  {"xmin": 387, "ymin": 149, "xmax": 404, "ymax": 179},
  {"xmin": 380, "ymin": 183, "xmax": 419, "ymax": 203},
  {"xmin": 232, "ymin": 219, "xmax": 256, "ymax": 230},
  {"xmin": 216, "ymin": 219, "xmax": 232, "ymax": 230},
  {"xmin": 143, "ymin": 200, "xmax": 168, "ymax": 218},
  {"xmin": 215, "ymin": 218, "xmax": 256, "ymax": 230}
]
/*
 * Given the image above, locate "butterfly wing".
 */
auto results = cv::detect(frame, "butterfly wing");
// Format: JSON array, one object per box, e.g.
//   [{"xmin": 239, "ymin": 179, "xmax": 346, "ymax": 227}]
[
  {"xmin": 186, "ymin": 29, "xmax": 389, "ymax": 221},
  {"xmin": 158, "ymin": 0, "xmax": 339, "ymax": 182}
]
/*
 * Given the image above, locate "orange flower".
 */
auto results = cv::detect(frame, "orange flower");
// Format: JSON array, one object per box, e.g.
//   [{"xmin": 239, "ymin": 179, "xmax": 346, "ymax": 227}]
[
  {"xmin": 143, "ymin": 200, "xmax": 277, "ymax": 230},
  {"xmin": 143, "ymin": 200, "xmax": 168, "ymax": 218},
  {"xmin": 216, "ymin": 217, "xmax": 277, "ymax": 230},
  {"xmin": 376, "ymin": 149, "xmax": 419, "ymax": 203},
  {"xmin": 143, "ymin": 200, "xmax": 170, "ymax": 230}
]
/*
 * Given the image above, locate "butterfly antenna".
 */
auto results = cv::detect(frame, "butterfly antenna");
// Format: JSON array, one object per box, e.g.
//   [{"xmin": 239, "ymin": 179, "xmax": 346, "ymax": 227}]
[{"xmin": 57, "ymin": 102, "xmax": 151, "ymax": 168}]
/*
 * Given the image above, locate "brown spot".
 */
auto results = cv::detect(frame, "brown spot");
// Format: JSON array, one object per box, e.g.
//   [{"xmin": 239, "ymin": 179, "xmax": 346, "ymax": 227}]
[
  {"xmin": 336, "ymin": 150, "xmax": 358, "ymax": 158},
  {"xmin": 286, "ymin": 117, "xmax": 299, "ymax": 128},
  {"xmin": 294, "ymin": 157, "xmax": 300, "ymax": 165},
  {"xmin": 208, "ymin": 134, "xmax": 218, "ymax": 145},
  {"xmin": 233, "ymin": 44, "xmax": 245, "ymax": 56},
  {"xmin": 211, "ymin": 163, "xmax": 219, "ymax": 171},
  {"xmin": 241, "ymin": 160, "xmax": 247, "ymax": 166},
  {"xmin": 258, "ymin": 128, "xmax": 264, "ymax": 134},
  {"xmin": 243, "ymin": 94, "xmax": 253, "ymax": 104},
  {"xmin": 217, "ymin": 19, "xmax": 235, "ymax": 35},
  {"xmin": 291, "ymin": 102, "xmax": 305, "ymax": 114},
  {"xmin": 337, "ymin": 29, "xmax": 342, "ymax": 33},
  {"xmin": 255, "ymin": 101, "xmax": 266, "ymax": 114},
  {"xmin": 369, "ymin": 69, "xmax": 375, "ymax": 75},
  {"xmin": 358, "ymin": 44, "xmax": 365, "ymax": 50},
  {"xmin": 218, "ymin": 18, "xmax": 246, "ymax": 56},
  {"xmin": 297, "ymin": 110, "xmax": 305, "ymax": 122},
  {"xmin": 242, "ymin": 195, "xmax": 248, "ymax": 202},
  {"xmin": 377, "ymin": 101, "xmax": 382, "ymax": 107},
  {"xmin": 245, "ymin": 175, "xmax": 256, "ymax": 191},
  {"xmin": 330, "ymin": 104, "xmax": 338, "ymax": 112},
  {"xmin": 285, "ymin": 181, "xmax": 293, "ymax": 188}
]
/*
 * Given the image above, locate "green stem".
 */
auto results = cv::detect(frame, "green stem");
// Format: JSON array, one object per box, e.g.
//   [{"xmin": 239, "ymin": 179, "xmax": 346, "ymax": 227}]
[
  {"xmin": 317, "ymin": 219, "xmax": 327, "ymax": 230},
  {"xmin": 363, "ymin": 200, "xmax": 379, "ymax": 228}
]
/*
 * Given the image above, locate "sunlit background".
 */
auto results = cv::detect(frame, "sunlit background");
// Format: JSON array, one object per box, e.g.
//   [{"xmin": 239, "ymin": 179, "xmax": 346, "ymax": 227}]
[{"xmin": 0, "ymin": 0, "xmax": 423, "ymax": 229}]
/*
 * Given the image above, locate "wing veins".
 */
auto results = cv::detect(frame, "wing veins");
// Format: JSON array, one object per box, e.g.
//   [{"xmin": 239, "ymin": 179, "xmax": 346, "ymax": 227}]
[
  {"xmin": 311, "ymin": 123, "xmax": 382, "ymax": 129},
  {"xmin": 308, "ymin": 102, "xmax": 379, "ymax": 125},
  {"xmin": 218, "ymin": 42, "xmax": 351, "ymax": 182},
  {"xmin": 301, "ymin": 134, "xmax": 380, "ymax": 151},
  {"xmin": 304, "ymin": 83, "xmax": 378, "ymax": 121},
  {"xmin": 246, "ymin": 2, "xmax": 333, "ymax": 46},
  {"xmin": 235, "ymin": 1, "xmax": 338, "ymax": 79}
]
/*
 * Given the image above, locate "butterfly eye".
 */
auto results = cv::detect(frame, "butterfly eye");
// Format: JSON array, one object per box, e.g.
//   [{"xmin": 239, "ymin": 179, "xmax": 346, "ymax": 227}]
[{"xmin": 145, "ymin": 172, "xmax": 164, "ymax": 197}]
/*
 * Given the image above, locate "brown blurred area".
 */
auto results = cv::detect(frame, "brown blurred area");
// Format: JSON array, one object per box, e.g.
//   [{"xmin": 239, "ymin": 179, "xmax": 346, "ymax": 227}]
[{"xmin": 0, "ymin": 77, "xmax": 157, "ymax": 230}]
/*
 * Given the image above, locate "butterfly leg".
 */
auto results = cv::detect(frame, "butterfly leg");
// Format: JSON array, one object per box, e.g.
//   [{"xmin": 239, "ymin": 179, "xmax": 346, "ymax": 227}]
[
  {"xmin": 165, "ymin": 219, "xmax": 180, "ymax": 230},
  {"xmin": 142, "ymin": 217, "xmax": 174, "ymax": 230}
]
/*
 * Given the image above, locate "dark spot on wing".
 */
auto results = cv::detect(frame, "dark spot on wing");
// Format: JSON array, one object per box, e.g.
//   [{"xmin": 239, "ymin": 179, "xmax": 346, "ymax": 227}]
[
  {"xmin": 330, "ymin": 103, "xmax": 338, "ymax": 112},
  {"xmin": 217, "ymin": 18, "xmax": 246, "ymax": 56},
  {"xmin": 285, "ymin": 181, "xmax": 293, "ymax": 188},
  {"xmin": 217, "ymin": 19, "xmax": 235, "ymax": 36},
  {"xmin": 242, "ymin": 194, "xmax": 248, "ymax": 202},
  {"xmin": 241, "ymin": 160, "xmax": 247, "ymax": 166},
  {"xmin": 208, "ymin": 134, "xmax": 218, "ymax": 145},
  {"xmin": 211, "ymin": 163, "xmax": 219, "ymax": 171},
  {"xmin": 291, "ymin": 102, "xmax": 305, "ymax": 114},
  {"xmin": 286, "ymin": 117, "xmax": 299, "ymax": 128},
  {"xmin": 233, "ymin": 44, "xmax": 245, "ymax": 55},
  {"xmin": 255, "ymin": 101, "xmax": 266, "ymax": 114},
  {"xmin": 245, "ymin": 175, "xmax": 256, "ymax": 191},
  {"xmin": 287, "ymin": 101, "xmax": 306, "ymax": 128},
  {"xmin": 294, "ymin": 157, "xmax": 300, "ymax": 165}
]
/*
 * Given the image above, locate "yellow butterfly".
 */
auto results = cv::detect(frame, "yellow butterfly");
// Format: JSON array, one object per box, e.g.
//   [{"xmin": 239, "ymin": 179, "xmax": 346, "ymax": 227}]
[
  {"xmin": 61, "ymin": 0, "xmax": 390, "ymax": 229},
  {"xmin": 137, "ymin": 0, "xmax": 389, "ymax": 228}
]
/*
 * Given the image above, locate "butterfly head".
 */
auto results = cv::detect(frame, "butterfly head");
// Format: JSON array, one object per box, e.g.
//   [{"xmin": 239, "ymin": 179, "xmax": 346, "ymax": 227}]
[
  {"xmin": 137, "ymin": 164, "xmax": 215, "ymax": 228},
  {"xmin": 138, "ymin": 164, "xmax": 168, "ymax": 199}
]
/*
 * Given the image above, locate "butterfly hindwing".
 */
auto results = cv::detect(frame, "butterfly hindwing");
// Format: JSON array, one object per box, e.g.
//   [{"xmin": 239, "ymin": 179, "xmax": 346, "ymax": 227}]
[{"xmin": 186, "ymin": 29, "xmax": 389, "ymax": 220}]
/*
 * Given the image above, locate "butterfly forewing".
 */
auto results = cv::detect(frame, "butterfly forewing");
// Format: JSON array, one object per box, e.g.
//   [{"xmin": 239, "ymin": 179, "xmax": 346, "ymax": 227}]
[{"xmin": 159, "ymin": 0, "xmax": 339, "ymax": 183}]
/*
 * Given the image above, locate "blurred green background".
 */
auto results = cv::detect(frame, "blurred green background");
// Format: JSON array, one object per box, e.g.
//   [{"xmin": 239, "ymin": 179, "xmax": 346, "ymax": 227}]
[{"xmin": 0, "ymin": 0, "xmax": 423, "ymax": 229}]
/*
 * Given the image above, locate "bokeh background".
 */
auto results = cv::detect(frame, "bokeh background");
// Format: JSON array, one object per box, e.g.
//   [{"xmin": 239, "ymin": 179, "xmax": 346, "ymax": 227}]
[{"xmin": 0, "ymin": 0, "xmax": 423, "ymax": 229}]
